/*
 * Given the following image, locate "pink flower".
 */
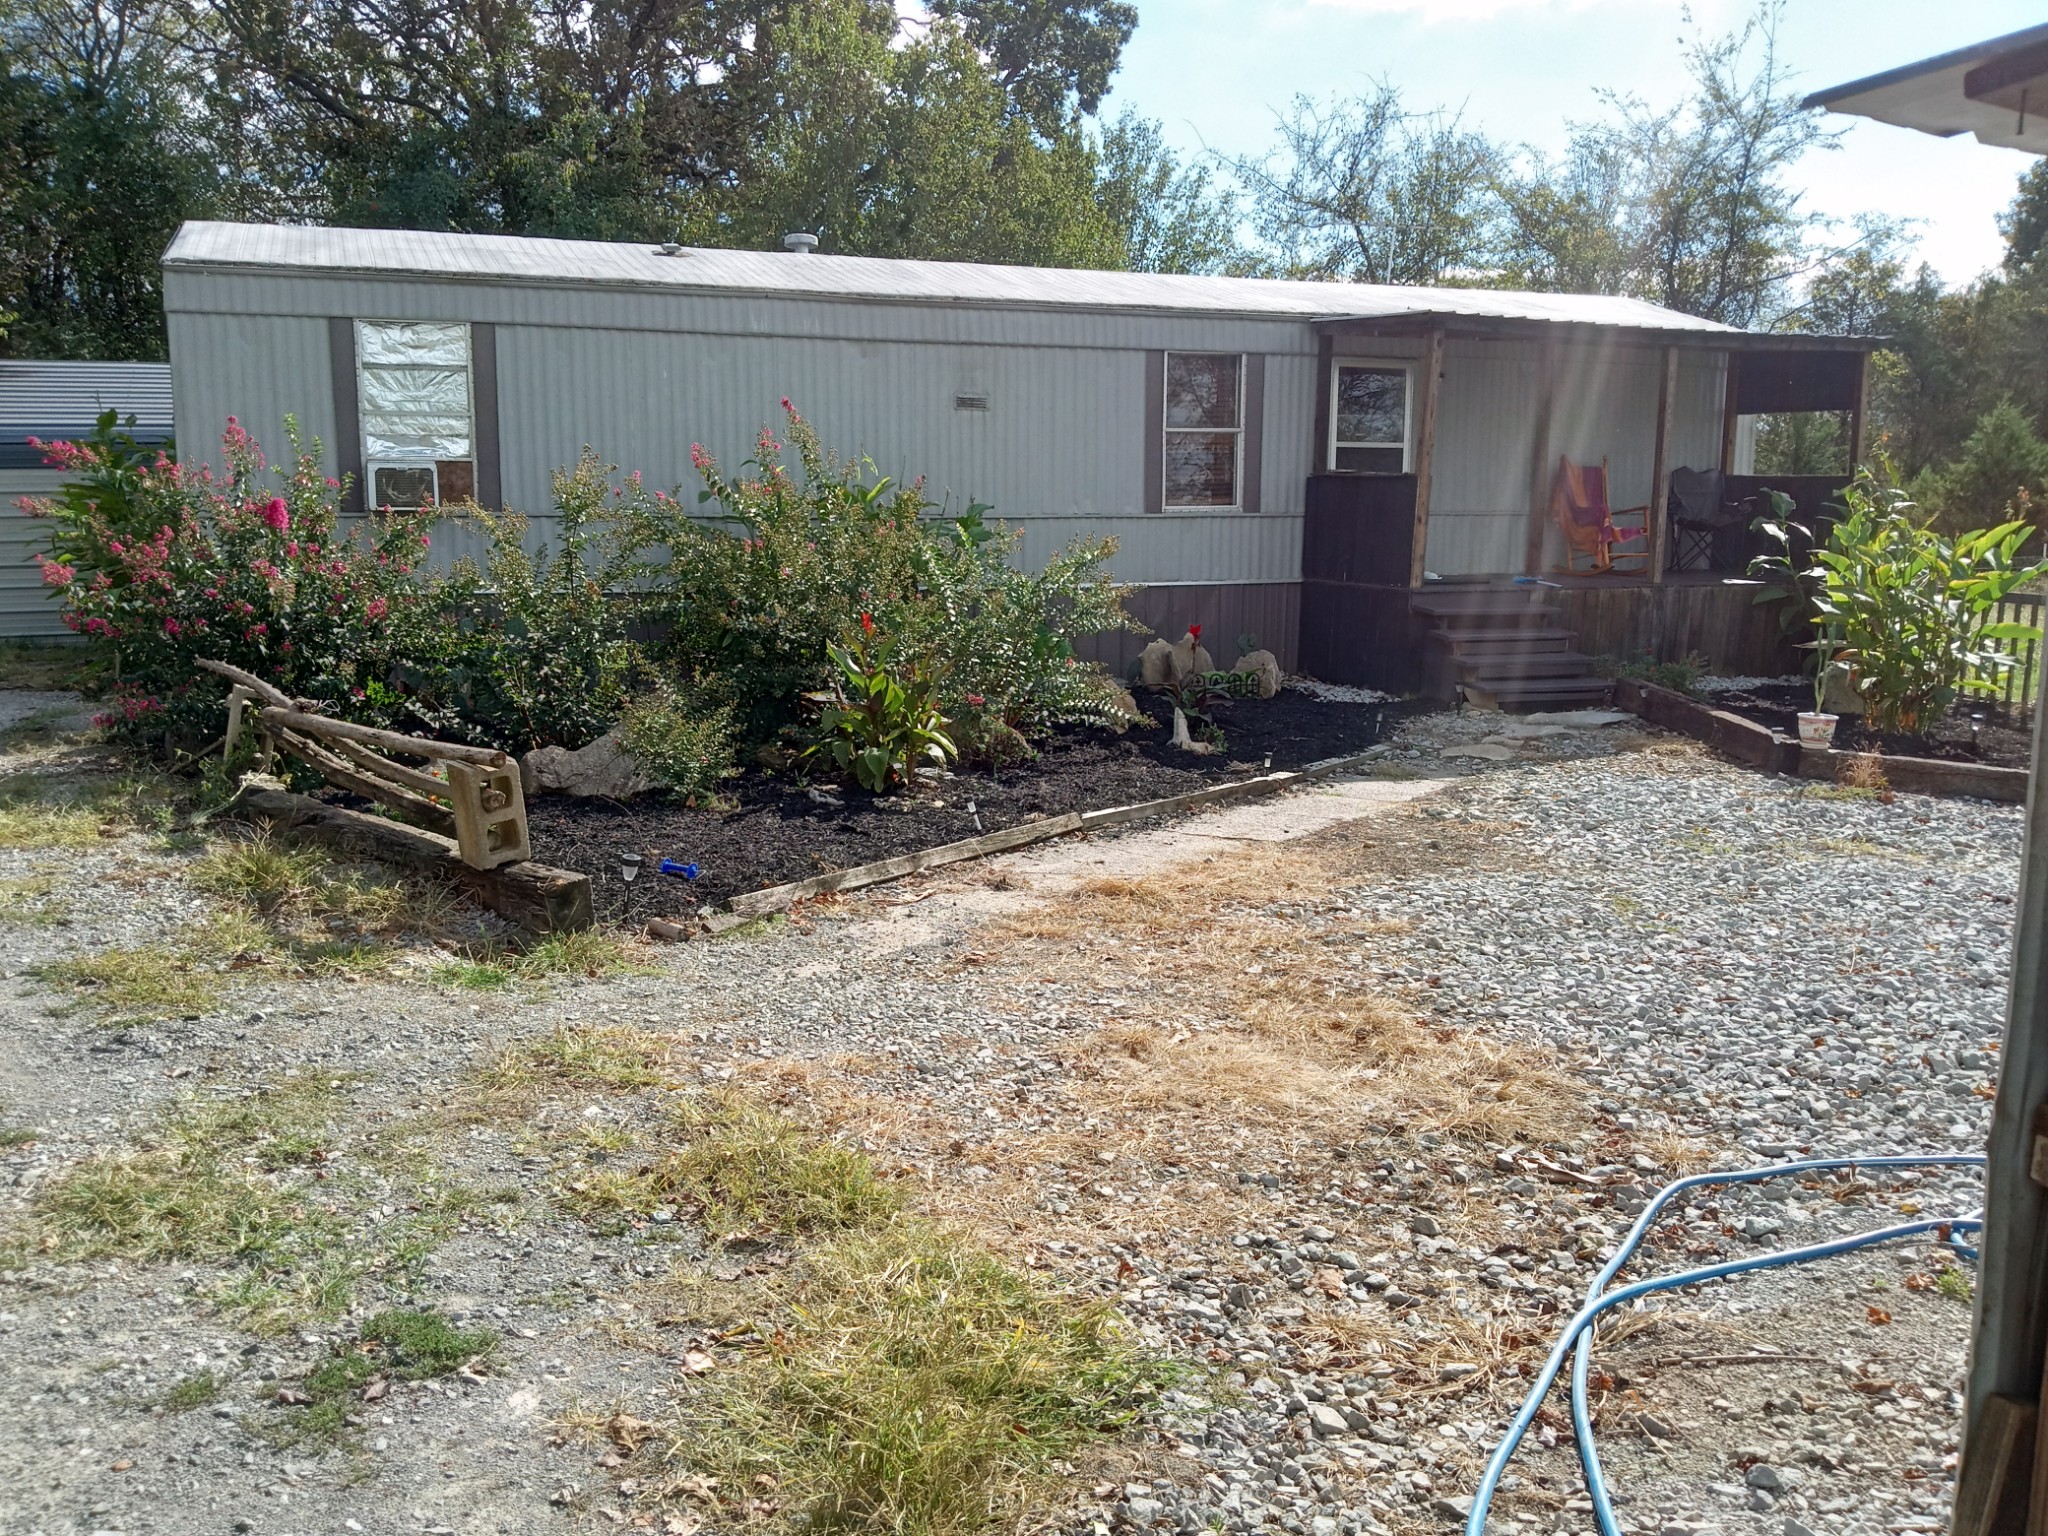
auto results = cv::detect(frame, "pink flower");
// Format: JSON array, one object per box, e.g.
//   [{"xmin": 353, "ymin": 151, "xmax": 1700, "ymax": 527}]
[
  {"xmin": 365, "ymin": 597, "xmax": 389, "ymax": 622},
  {"xmin": 262, "ymin": 497, "xmax": 290, "ymax": 532},
  {"xmin": 966, "ymin": 693, "xmax": 985, "ymax": 707},
  {"xmin": 781, "ymin": 396, "xmax": 792, "ymax": 410},
  {"xmin": 38, "ymin": 560, "xmax": 73, "ymax": 588},
  {"xmin": 690, "ymin": 443, "xmax": 711, "ymax": 471},
  {"xmin": 285, "ymin": 541, "xmax": 299, "ymax": 558},
  {"xmin": 163, "ymin": 617, "xmax": 182, "ymax": 637}
]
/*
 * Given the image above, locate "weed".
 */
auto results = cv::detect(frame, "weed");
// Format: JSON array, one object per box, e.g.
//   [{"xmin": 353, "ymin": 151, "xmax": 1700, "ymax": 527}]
[
  {"xmin": 276, "ymin": 1308, "xmax": 496, "ymax": 1447},
  {"xmin": 37, "ymin": 911, "xmax": 273, "ymax": 1018},
  {"xmin": 0, "ymin": 874, "xmax": 60, "ymax": 925},
  {"xmin": 1935, "ymin": 1267, "xmax": 1974, "ymax": 1303},
  {"xmin": 1598, "ymin": 650, "xmax": 1709, "ymax": 695},
  {"xmin": 563, "ymin": 1090, "xmax": 899, "ymax": 1240},
  {"xmin": 486, "ymin": 1025, "xmax": 677, "ymax": 1093},
  {"xmin": 1837, "ymin": 752, "xmax": 1893, "ymax": 797},
  {"xmin": 160, "ymin": 1370, "xmax": 223, "ymax": 1412},
  {"xmin": 671, "ymin": 1219, "xmax": 1170, "ymax": 1536},
  {"xmin": 438, "ymin": 928, "xmax": 642, "ymax": 992},
  {"xmin": 0, "ymin": 1126, "xmax": 38, "ymax": 1148},
  {"xmin": 189, "ymin": 835, "xmax": 329, "ymax": 912}
]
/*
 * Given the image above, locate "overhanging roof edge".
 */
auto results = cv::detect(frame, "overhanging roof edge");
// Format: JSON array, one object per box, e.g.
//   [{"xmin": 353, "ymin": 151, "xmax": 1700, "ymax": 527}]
[{"xmin": 1802, "ymin": 22, "xmax": 2048, "ymax": 108}]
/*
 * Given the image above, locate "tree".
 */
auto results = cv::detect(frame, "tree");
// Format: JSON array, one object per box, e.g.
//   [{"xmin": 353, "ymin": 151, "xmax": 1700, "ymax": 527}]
[
  {"xmin": 1230, "ymin": 84, "xmax": 1501, "ymax": 286},
  {"xmin": 927, "ymin": 0, "xmax": 1135, "ymax": 132},
  {"xmin": 1914, "ymin": 400, "xmax": 2048, "ymax": 535},
  {"xmin": 0, "ymin": 0, "xmax": 211, "ymax": 358},
  {"xmin": 2001, "ymin": 159, "xmax": 2048, "ymax": 273},
  {"xmin": 1094, "ymin": 110, "xmax": 1253, "ymax": 275}
]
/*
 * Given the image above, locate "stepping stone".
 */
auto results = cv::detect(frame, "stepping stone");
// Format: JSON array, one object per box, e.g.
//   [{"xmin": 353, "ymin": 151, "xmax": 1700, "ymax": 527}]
[
  {"xmin": 1489, "ymin": 721, "xmax": 1571, "ymax": 740},
  {"xmin": 1523, "ymin": 708, "xmax": 1631, "ymax": 728},
  {"xmin": 1440, "ymin": 743, "xmax": 1518, "ymax": 762}
]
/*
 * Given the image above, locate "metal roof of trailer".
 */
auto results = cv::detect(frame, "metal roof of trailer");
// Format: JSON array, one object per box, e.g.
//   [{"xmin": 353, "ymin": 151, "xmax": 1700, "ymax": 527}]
[
  {"xmin": 164, "ymin": 220, "xmax": 1749, "ymax": 337},
  {"xmin": 0, "ymin": 360, "xmax": 174, "ymax": 468}
]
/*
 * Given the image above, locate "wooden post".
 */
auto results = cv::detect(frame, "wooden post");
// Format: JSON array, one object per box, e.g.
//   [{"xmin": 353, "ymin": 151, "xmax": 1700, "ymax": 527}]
[
  {"xmin": 1720, "ymin": 350, "xmax": 1744, "ymax": 473},
  {"xmin": 1523, "ymin": 340, "xmax": 1560, "ymax": 575},
  {"xmin": 1848, "ymin": 349, "xmax": 1871, "ymax": 470},
  {"xmin": 1408, "ymin": 328, "xmax": 1445, "ymax": 589},
  {"xmin": 1649, "ymin": 346, "xmax": 1679, "ymax": 585}
]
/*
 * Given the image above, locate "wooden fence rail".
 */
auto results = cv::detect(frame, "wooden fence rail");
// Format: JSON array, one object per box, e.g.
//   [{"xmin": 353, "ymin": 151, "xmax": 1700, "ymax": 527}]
[{"xmin": 1976, "ymin": 592, "xmax": 2044, "ymax": 723}]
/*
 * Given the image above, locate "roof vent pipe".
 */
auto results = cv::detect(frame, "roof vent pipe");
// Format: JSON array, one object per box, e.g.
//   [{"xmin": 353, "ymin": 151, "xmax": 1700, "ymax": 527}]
[
  {"xmin": 656, "ymin": 241, "xmax": 682, "ymax": 257},
  {"xmin": 782, "ymin": 232, "xmax": 820, "ymax": 254}
]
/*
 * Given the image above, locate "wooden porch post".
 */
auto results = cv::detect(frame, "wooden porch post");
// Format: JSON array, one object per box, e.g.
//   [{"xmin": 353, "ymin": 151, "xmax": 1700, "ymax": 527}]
[
  {"xmin": 1523, "ymin": 340, "xmax": 1560, "ymax": 575},
  {"xmin": 1408, "ymin": 328, "xmax": 1445, "ymax": 589},
  {"xmin": 1649, "ymin": 345, "xmax": 1678, "ymax": 585},
  {"xmin": 1719, "ymin": 350, "xmax": 1743, "ymax": 473},
  {"xmin": 1848, "ymin": 349, "xmax": 1871, "ymax": 469}
]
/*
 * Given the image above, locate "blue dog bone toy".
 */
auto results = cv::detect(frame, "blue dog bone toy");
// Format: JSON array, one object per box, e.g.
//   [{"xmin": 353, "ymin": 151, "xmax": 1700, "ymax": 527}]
[{"xmin": 658, "ymin": 859, "xmax": 700, "ymax": 880}]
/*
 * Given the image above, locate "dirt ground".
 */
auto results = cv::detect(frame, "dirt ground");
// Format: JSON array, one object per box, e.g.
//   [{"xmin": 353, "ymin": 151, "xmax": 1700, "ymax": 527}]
[{"xmin": 0, "ymin": 701, "xmax": 2002, "ymax": 1536}]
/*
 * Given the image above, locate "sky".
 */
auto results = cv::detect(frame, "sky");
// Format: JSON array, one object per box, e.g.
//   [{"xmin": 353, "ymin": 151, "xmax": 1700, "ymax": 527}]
[{"xmin": 1101, "ymin": 0, "xmax": 2045, "ymax": 287}]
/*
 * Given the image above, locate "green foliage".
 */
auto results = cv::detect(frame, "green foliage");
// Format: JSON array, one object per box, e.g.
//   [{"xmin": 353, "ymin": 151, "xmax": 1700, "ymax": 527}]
[
  {"xmin": 23, "ymin": 416, "xmax": 437, "ymax": 746},
  {"xmin": 394, "ymin": 466, "xmax": 640, "ymax": 753},
  {"xmin": 608, "ymin": 403, "xmax": 1137, "ymax": 766},
  {"xmin": 1751, "ymin": 475, "xmax": 2048, "ymax": 734},
  {"xmin": 619, "ymin": 684, "xmax": 736, "ymax": 799},
  {"xmin": 21, "ymin": 411, "xmax": 172, "ymax": 581},
  {"xmin": 801, "ymin": 621, "xmax": 957, "ymax": 794},
  {"xmin": 1910, "ymin": 401, "xmax": 2048, "ymax": 537},
  {"xmin": 1599, "ymin": 651, "xmax": 1709, "ymax": 695},
  {"xmin": 1094, "ymin": 108, "xmax": 1253, "ymax": 275}
]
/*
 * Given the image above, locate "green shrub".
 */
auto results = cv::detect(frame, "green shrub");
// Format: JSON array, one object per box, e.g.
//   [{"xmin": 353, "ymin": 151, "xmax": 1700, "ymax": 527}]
[
  {"xmin": 606, "ymin": 404, "xmax": 1140, "ymax": 756},
  {"xmin": 22, "ymin": 417, "xmax": 437, "ymax": 747},
  {"xmin": 1751, "ymin": 476, "xmax": 2048, "ymax": 733},
  {"xmin": 620, "ymin": 683, "xmax": 736, "ymax": 798},
  {"xmin": 393, "ymin": 462, "xmax": 641, "ymax": 753}
]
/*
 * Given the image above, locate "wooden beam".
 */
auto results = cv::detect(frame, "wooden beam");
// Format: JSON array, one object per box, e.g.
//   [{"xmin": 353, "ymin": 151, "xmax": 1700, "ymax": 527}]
[
  {"xmin": 1649, "ymin": 346, "xmax": 1679, "ymax": 586},
  {"xmin": 1720, "ymin": 351, "xmax": 1743, "ymax": 473},
  {"xmin": 237, "ymin": 786, "xmax": 592, "ymax": 933},
  {"xmin": 275, "ymin": 728, "xmax": 458, "ymax": 837},
  {"xmin": 253, "ymin": 706, "xmax": 506, "ymax": 768},
  {"xmin": 1408, "ymin": 329, "xmax": 1445, "ymax": 589},
  {"xmin": 1523, "ymin": 341, "xmax": 1560, "ymax": 575},
  {"xmin": 1312, "ymin": 332, "xmax": 1334, "ymax": 472},
  {"xmin": 1848, "ymin": 349, "xmax": 1871, "ymax": 469}
]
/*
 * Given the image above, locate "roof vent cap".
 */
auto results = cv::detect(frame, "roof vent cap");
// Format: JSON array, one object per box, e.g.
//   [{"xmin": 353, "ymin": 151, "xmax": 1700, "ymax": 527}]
[
  {"xmin": 656, "ymin": 240, "xmax": 683, "ymax": 257},
  {"xmin": 782, "ymin": 231, "xmax": 820, "ymax": 255}
]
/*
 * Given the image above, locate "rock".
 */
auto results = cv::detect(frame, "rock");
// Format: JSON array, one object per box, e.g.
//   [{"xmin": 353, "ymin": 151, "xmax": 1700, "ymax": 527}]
[
  {"xmin": 1440, "ymin": 743, "xmax": 1517, "ymax": 762},
  {"xmin": 1138, "ymin": 640, "xmax": 1178, "ymax": 687},
  {"xmin": 519, "ymin": 727, "xmax": 652, "ymax": 799},
  {"xmin": 1231, "ymin": 649, "xmax": 1282, "ymax": 699},
  {"xmin": 1169, "ymin": 633, "xmax": 1214, "ymax": 680},
  {"xmin": 1782, "ymin": 1521, "xmax": 1818, "ymax": 1536},
  {"xmin": 1428, "ymin": 1496, "xmax": 1474, "ymax": 1523},
  {"xmin": 1307, "ymin": 1403, "xmax": 1350, "ymax": 1438},
  {"xmin": 1109, "ymin": 688, "xmax": 1142, "ymax": 727},
  {"xmin": 1521, "ymin": 708, "xmax": 1632, "ymax": 727},
  {"xmin": 1745, "ymin": 1465, "xmax": 1784, "ymax": 1492},
  {"xmin": 1411, "ymin": 1214, "xmax": 1442, "ymax": 1237},
  {"xmin": 1637, "ymin": 1411, "xmax": 1678, "ymax": 1440}
]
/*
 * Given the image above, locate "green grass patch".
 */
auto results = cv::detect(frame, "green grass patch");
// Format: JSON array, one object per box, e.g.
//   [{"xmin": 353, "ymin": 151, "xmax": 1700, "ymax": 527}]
[
  {"xmin": 0, "ymin": 640, "xmax": 104, "ymax": 693},
  {"xmin": 275, "ymin": 1308, "xmax": 497, "ymax": 1447},
  {"xmin": 160, "ymin": 1369, "xmax": 223, "ymax": 1412},
  {"xmin": 36, "ymin": 910, "xmax": 273, "ymax": 1018},
  {"xmin": 1936, "ymin": 1266, "xmax": 1974, "ymax": 1303},
  {"xmin": 485, "ymin": 1025, "xmax": 677, "ymax": 1093},
  {"xmin": 437, "ymin": 927, "xmax": 644, "ymax": 992},
  {"xmin": 0, "ymin": 874, "xmax": 60, "ymax": 925},
  {"xmin": 0, "ymin": 1125, "xmax": 39, "ymax": 1149},
  {"xmin": 562, "ymin": 1091, "xmax": 900, "ymax": 1241},
  {"xmin": 675, "ymin": 1220, "xmax": 1171, "ymax": 1536},
  {"xmin": 0, "ymin": 769, "xmax": 180, "ymax": 850}
]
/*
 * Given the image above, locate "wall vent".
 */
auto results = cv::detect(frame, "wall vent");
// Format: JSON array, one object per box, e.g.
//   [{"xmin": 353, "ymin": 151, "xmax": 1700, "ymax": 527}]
[{"xmin": 954, "ymin": 391, "xmax": 991, "ymax": 411}]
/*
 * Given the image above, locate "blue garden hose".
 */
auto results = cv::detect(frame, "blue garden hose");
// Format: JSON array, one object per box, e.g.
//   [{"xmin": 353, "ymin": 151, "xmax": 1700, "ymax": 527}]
[{"xmin": 1466, "ymin": 1153, "xmax": 1987, "ymax": 1536}]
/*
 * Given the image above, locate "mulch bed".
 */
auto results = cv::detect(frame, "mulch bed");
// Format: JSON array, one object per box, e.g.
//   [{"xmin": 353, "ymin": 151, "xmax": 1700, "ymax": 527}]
[
  {"xmin": 1705, "ymin": 682, "xmax": 2034, "ymax": 770},
  {"xmin": 524, "ymin": 690, "xmax": 1399, "ymax": 918}
]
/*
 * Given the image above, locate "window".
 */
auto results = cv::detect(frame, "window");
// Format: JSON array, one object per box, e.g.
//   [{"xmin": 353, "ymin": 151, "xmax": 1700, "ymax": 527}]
[
  {"xmin": 355, "ymin": 321, "xmax": 474, "ymax": 510},
  {"xmin": 1329, "ymin": 361, "xmax": 1411, "ymax": 473},
  {"xmin": 1164, "ymin": 352, "xmax": 1243, "ymax": 508}
]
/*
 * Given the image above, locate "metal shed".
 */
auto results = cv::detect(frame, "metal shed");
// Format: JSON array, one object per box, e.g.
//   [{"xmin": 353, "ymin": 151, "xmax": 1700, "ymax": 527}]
[
  {"xmin": 162, "ymin": 221, "xmax": 1869, "ymax": 682},
  {"xmin": 0, "ymin": 360, "xmax": 174, "ymax": 640}
]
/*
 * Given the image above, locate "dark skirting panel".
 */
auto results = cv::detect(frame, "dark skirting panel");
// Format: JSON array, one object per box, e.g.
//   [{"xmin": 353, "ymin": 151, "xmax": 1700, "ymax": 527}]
[
  {"xmin": 1303, "ymin": 473, "xmax": 1416, "ymax": 586},
  {"xmin": 1071, "ymin": 582, "xmax": 1303, "ymax": 677},
  {"xmin": 1300, "ymin": 581, "xmax": 1425, "ymax": 692}
]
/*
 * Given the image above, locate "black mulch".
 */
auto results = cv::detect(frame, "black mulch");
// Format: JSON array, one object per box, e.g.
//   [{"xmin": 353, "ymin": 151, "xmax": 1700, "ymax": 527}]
[
  {"xmin": 524, "ymin": 690, "xmax": 1401, "ymax": 917},
  {"xmin": 1705, "ymin": 682, "xmax": 2034, "ymax": 770}
]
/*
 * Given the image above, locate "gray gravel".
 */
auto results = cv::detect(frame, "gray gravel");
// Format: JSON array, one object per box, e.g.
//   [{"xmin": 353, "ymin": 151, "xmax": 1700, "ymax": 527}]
[{"xmin": 0, "ymin": 708, "xmax": 2020, "ymax": 1536}]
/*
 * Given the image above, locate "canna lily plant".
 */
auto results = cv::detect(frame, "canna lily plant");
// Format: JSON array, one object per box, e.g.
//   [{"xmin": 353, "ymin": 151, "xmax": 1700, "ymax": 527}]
[
  {"xmin": 1750, "ymin": 477, "xmax": 2048, "ymax": 734},
  {"xmin": 798, "ymin": 612, "xmax": 957, "ymax": 793}
]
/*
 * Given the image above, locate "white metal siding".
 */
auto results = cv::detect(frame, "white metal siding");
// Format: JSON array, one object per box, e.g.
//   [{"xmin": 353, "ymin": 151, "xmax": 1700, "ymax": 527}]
[
  {"xmin": 1, "ymin": 469, "xmax": 70, "ymax": 637},
  {"xmin": 167, "ymin": 311, "xmax": 338, "ymax": 485}
]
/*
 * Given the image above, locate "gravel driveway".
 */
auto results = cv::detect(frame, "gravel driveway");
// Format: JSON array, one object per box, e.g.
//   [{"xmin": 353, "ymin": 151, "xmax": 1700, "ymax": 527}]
[{"xmin": 0, "ymin": 707, "xmax": 2019, "ymax": 1536}]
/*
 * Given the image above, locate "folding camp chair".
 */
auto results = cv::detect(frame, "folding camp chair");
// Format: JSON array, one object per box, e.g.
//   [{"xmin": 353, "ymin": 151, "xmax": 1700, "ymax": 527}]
[
  {"xmin": 1668, "ymin": 467, "xmax": 1748, "ymax": 571},
  {"xmin": 1550, "ymin": 456, "xmax": 1651, "ymax": 574}
]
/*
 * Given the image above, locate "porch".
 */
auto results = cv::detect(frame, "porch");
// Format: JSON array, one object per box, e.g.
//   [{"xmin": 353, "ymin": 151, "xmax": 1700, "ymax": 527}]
[{"xmin": 1295, "ymin": 313, "xmax": 1871, "ymax": 701}]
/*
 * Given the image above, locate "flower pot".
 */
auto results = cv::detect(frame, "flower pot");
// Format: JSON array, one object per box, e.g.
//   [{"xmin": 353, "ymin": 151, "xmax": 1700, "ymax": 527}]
[{"xmin": 1797, "ymin": 712, "xmax": 1839, "ymax": 748}]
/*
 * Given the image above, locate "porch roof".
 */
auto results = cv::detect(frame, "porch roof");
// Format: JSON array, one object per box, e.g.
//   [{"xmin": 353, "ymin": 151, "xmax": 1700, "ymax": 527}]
[{"xmin": 1803, "ymin": 22, "xmax": 2048, "ymax": 155}]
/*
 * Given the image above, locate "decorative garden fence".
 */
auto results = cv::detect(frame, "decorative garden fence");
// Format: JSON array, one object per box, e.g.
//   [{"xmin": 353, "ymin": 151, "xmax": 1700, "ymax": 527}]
[{"xmin": 1975, "ymin": 591, "xmax": 2044, "ymax": 722}]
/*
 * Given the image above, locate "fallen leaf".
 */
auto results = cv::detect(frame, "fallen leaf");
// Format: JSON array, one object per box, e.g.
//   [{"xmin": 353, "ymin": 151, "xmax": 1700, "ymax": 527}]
[
  {"xmin": 110, "ymin": 1459, "xmax": 133, "ymax": 1472},
  {"xmin": 1867, "ymin": 1305, "xmax": 1893, "ymax": 1326},
  {"xmin": 663, "ymin": 1517, "xmax": 702, "ymax": 1536},
  {"xmin": 1312, "ymin": 1267, "xmax": 1348, "ymax": 1299},
  {"xmin": 679, "ymin": 1349, "xmax": 717, "ymax": 1375},
  {"xmin": 606, "ymin": 1413, "xmax": 655, "ymax": 1451},
  {"xmin": 362, "ymin": 1377, "xmax": 389, "ymax": 1402},
  {"xmin": 276, "ymin": 1387, "xmax": 313, "ymax": 1405}
]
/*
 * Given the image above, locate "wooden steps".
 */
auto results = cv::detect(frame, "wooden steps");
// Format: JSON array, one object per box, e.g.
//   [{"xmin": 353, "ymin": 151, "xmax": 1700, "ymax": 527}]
[{"xmin": 1414, "ymin": 584, "xmax": 1613, "ymax": 711}]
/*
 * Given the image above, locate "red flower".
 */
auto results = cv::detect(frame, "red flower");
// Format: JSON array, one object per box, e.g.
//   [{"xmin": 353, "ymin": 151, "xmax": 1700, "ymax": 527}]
[
  {"xmin": 860, "ymin": 611, "xmax": 874, "ymax": 636},
  {"xmin": 966, "ymin": 693, "xmax": 985, "ymax": 707}
]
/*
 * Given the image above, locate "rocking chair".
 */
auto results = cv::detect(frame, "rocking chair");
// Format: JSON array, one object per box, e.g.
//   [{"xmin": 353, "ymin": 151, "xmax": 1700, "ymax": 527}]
[{"xmin": 1550, "ymin": 456, "xmax": 1651, "ymax": 574}]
